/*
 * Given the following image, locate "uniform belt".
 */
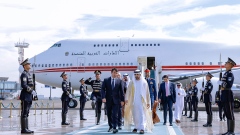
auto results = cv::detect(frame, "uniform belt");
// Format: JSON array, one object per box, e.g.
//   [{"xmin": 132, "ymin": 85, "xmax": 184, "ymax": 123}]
[
  {"xmin": 93, "ymin": 90, "xmax": 100, "ymax": 92},
  {"xmin": 223, "ymin": 88, "xmax": 231, "ymax": 90}
]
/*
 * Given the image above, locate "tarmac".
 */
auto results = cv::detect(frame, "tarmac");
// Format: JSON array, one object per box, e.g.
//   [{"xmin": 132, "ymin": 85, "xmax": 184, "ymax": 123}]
[{"xmin": 0, "ymin": 99, "xmax": 240, "ymax": 135}]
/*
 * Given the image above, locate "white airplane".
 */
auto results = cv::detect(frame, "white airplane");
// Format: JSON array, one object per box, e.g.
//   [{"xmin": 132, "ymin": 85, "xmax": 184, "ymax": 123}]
[{"xmin": 19, "ymin": 38, "xmax": 240, "ymax": 107}]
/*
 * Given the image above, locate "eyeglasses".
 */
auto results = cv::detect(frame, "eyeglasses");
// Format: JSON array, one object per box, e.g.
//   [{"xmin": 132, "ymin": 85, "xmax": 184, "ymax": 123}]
[{"xmin": 177, "ymin": 85, "xmax": 181, "ymax": 86}]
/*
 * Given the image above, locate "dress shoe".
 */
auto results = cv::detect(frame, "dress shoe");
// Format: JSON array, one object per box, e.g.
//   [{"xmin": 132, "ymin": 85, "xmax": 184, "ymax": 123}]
[
  {"xmin": 163, "ymin": 122, "xmax": 166, "ymax": 125},
  {"xmin": 118, "ymin": 127, "xmax": 122, "ymax": 130},
  {"xmin": 132, "ymin": 128, "xmax": 137, "ymax": 133},
  {"xmin": 140, "ymin": 129, "xmax": 144, "ymax": 134},
  {"xmin": 108, "ymin": 127, "xmax": 113, "ymax": 132},
  {"xmin": 187, "ymin": 116, "xmax": 192, "ymax": 118},
  {"xmin": 170, "ymin": 123, "xmax": 173, "ymax": 126},
  {"xmin": 113, "ymin": 129, "xmax": 118, "ymax": 133}
]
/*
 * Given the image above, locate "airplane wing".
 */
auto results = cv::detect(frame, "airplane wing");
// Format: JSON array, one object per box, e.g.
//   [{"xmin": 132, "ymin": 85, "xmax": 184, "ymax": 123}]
[{"xmin": 168, "ymin": 67, "xmax": 240, "ymax": 82}]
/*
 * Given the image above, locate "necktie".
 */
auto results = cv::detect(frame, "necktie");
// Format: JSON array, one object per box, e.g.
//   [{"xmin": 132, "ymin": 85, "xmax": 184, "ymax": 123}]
[
  {"xmin": 112, "ymin": 79, "xmax": 114, "ymax": 90},
  {"xmin": 166, "ymin": 82, "xmax": 168, "ymax": 96}
]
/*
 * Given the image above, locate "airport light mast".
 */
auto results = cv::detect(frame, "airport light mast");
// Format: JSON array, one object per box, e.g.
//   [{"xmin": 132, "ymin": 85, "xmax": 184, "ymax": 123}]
[{"xmin": 15, "ymin": 40, "xmax": 29, "ymax": 64}]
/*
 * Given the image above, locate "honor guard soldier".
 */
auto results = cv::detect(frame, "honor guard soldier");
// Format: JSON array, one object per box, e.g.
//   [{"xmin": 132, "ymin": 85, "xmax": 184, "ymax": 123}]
[
  {"xmin": 182, "ymin": 87, "xmax": 188, "ymax": 116},
  {"xmin": 20, "ymin": 58, "xmax": 36, "ymax": 134},
  {"xmin": 186, "ymin": 83, "xmax": 193, "ymax": 118},
  {"xmin": 202, "ymin": 72, "xmax": 213, "ymax": 127},
  {"xmin": 85, "ymin": 70, "xmax": 103, "ymax": 125},
  {"xmin": 219, "ymin": 58, "xmax": 236, "ymax": 135},
  {"xmin": 79, "ymin": 78, "xmax": 88, "ymax": 120},
  {"xmin": 215, "ymin": 90, "xmax": 226, "ymax": 121},
  {"xmin": 191, "ymin": 79, "xmax": 198, "ymax": 122},
  {"xmin": 144, "ymin": 69, "xmax": 157, "ymax": 109},
  {"xmin": 60, "ymin": 71, "xmax": 72, "ymax": 125}
]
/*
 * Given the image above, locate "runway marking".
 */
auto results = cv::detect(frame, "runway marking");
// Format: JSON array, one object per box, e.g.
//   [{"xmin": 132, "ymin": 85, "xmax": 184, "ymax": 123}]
[{"xmin": 167, "ymin": 125, "xmax": 177, "ymax": 135}]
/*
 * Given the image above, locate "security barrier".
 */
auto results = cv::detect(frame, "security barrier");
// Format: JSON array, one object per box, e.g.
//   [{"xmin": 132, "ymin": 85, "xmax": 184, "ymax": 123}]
[{"xmin": 0, "ymin": 100, "xmax": 55, "ymax": 119}]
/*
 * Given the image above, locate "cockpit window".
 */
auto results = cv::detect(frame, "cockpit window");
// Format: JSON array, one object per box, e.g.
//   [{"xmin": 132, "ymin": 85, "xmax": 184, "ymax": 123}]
[{"xmin": 50, "ymin": 43, "xmax": 61, "ymax": 48}]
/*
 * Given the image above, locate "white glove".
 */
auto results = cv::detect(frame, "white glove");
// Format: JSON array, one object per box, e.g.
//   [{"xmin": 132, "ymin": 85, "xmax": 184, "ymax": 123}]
[
  {"xmin": 32, "ymin": 90, "xmax": 37, "ymax": 96},
  {"xmin": 68, "ymin": 94, "xmax": 73, "ymax": 98},
  {"xmin": 217, "ymin": 80, "xmax": 222, "ymax": 85},
  {"xmin": 201, "ymin": 87, "xmax": 205, "ymax": 91}
]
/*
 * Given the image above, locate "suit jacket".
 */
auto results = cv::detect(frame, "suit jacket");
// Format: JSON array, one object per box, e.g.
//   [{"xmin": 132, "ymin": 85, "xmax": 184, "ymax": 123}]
[
  {"xmin": 101, "ymin": 77, "xmax": 124, "ymax": 105},
  {"xmin": 158, "ymin": 82, "xmax": 176, "ymax": 103}
]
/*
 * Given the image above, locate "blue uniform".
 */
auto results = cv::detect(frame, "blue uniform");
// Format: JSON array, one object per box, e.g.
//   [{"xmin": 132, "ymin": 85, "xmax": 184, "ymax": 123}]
[
  {"xmin": 191, "ymin": 85, "xmax": 198, "ymax": 121},
  {"xmin": 146, "ymin": 78, "xmax": 157, "ymax": 109},
  {"xmin": 61, "ymin": 80, "xmax": 71, "ymax": 115},
  {"xmin": 215, "ymin": 91, "xmax": 225, "ymax": 120},
  {"xmin": 203, "ymin": 80, "xmax": 213, "ymax": 115},
  {"xmin": 20, "ymin": 70, "xmax": 34, "ymax": 118},
  {"xmin": 221, "ymin": 70, "xmax": 235, "ymax": 120},
  {"xmin": 79, "ymin": 84, "xmax": 88, "ymax": 119},
  {"xmin": 186, "ymin": 88, "xmax": 192, "ymax": 118}
]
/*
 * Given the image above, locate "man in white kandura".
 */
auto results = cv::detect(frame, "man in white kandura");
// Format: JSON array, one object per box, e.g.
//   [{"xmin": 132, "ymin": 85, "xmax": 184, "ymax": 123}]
[
  {"xmin": 124, "ymin": 69, "xmax": 153, "ymax": 134},
  {"xmin": 174, "ymin": 82, "xmax": 186, "ymax": 123}
]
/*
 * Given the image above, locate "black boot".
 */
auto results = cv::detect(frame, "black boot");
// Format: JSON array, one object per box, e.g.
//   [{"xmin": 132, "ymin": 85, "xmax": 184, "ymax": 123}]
[
  {"xmin": 191, "ymin": 111, "xmax": 198, "ymax": 122},
  {"xmin": 228, "ymin": 120, "xmax": 235, "ymax": 135},
  {"xmin": 21, "ymin": 118, "xmax": 32, "ymax": 134},
  {"xmin": 203, "ymin": 115, "xmax": 209, "ymax": 127},
  {"xmin": 26, "ymin": 117, "xmax": 34, "ymax": 133},
  {"xmin": 61, "ymin": 113, "xmax": 70, "ymax": 125},
  {"xmin": 222, "ymin": 120, "xmax": 230, "ymax": 135},
  {"xmin": 80, "ymin": 112, "xmax": 87, "ymax": 120},
  {"xmin": 96, "ymin": 113, "xmax": 101, "ymax": 125},
  {"xmin": 187, "ymin": 111, "xmax": 192, "ymax": 118}
]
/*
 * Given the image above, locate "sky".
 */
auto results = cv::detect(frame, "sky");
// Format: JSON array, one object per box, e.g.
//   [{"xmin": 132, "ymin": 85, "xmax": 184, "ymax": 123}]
[{"xmin": 0, "ymin": 0, "xmax": 240, "ymax": 82}]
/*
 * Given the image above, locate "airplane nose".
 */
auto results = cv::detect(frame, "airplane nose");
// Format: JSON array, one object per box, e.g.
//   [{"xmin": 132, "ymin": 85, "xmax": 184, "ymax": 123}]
[{"xmin": 19, "ymin": 65, "xmax": 24, "ymax": 73}]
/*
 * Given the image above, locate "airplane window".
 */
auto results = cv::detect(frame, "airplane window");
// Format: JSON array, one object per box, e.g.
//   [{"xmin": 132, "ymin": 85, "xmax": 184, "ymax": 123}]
[
  {"xmin": 116, "ymin": 44, "xmax": 118, "ymax": 47},
  {"xmin": 66, "ymin": 64, "xmax": 68, "ymax": 67},
  {"xmin": 104, "ymin": 63, "xmax": 106, "ymax": 66},
  {"xmin": 111, "ymin": 63, "xmax": 113, "ymax": 66},
  {"xmin": 131, "ymin": 63, "xmax": 133, "ymax": 65},
  {"xmin": 100, "ymin": 63, "xmax": 102, "ymax": 66},
  {"xmin": 119, "ymin": 63, "xmax": 121, "ymax": 66},
  {"xmin": 193, "ymin": 62, "xmax": 196, "ymax": 65},
  {"xmin": 186, "ymin": 62, "xmax": 188, "ymax": 65},
  {"xmin": 139, "ymin": 44, "xmax": 141, "ymax": 46},
  {"xmin": 142, "ymin": 44, "xmax": 145, "ymax": 46},
  {"xmin": 92, "ymin": 63, "xmax": 95, "ymax": 66},
  {"xmin": 56, "ymin": 64, "xmax": 58, "ymax": 67},
  {"xmin": 154, "ymin": 44, "xmax": 156, "ymax": 46},
  {"xmin": 94, "ymin": 45, "xmax": 96, "ymax": 47},
  {"xmin": 210, "ymin": 62, "xmax": 212, "ymax": 65},
  {"xmin": 45, "ymin": 64, "xmax": 47, "ymax": 67},
  {"xmin": 49, "ymin": 64, "xmax": 51, "ymax": 67},
  {"xmin": 109, "ymin": 44, "xmax": 111, "ymax": 47},
  {"xmin": 202, "ymin": 62, "xmax": 204, "ymax": 65},
  {"xmin": 189, "ymin": 62, "xmax": 192, "ymax": 65},
  {"xmin": 89, "ymin": 63, "xmax": 91, "ymax": 66},
  {"xmin": 115, "ymin": 63, "xmax": 117, "ymax": 65},
  {"xmin": 82, "ymin": 63, "xmax": 84, "ymax": 66},
  {"xmin": 146, "ymin": 44, "xmax": 148, "ymax": 46},
  {"xmin": 59, "ymin": 64, "xmax": 62, "ymax": 67},
  {"xmin": 127, "ymin": 63, "xmax": 129, "ymax": 65},
  {"xmin": 158, "ymin": 44, "xmax": 160, "ymax": 46},
  {"xmin": 96, "ymin": 63, "xmax": 98, "ymax": 66},
  {"xmin": 135, "ymin": 44, "xmax": 137, "ymax": 46},
  {"xmin": 198, "ymin": 62, "xmax": 200, "ymax": 65},
  {"xmin": 150, "ymin": 44, "xmax": 152, "ymax": 46},
  {"xmin": 123, "ymin": 63, "xmax": 125, "ymax": 65},
  {"xmin": 58, "ymin": 44, "xmax": 61, "ymax": 47},
  {"xmin": 42, "ymin": 64, "xmax": 44, "ymax": 67},
  {"xmin": 52, "ymin": 64, "xmax": 54, "ymax": 67},
  {"xmin": 101, "ymin": 44, "xmax": 103, "ymax": 47},
  {"xmin": 131, "ymin": 44, "xmax": 133, "ymax": 46},
  {"xmin": 113, "ymin": 44, "xmax": 115, "ymax": 47},
  {"xmin": 97, "ymin": 44, "xmax": 99, "ymax": 47},
  {"xmin": 38, "ymin": 64, "xmax": 40, "ymax": 67},
  {"xmin": 108, "ymin": 63, "xmax": 110, "ymax": 66},
  {"xmin": 63, "ymin": 64, "xmax": 65, "ymax": 67}
]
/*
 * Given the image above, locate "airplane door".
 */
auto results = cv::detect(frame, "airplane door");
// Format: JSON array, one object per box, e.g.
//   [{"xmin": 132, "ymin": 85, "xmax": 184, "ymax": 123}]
[
  {"xmin": 77, "ymin": 57, "xmax": 85, "ymax": 72},
  {"xmin": 119, "ymin": 38, "xmax": 129, "ymax": 52}
]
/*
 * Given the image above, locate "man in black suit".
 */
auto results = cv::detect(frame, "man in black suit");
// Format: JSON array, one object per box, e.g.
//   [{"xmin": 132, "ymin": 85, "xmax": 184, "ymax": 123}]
[
  {"xmin": 158, "ymin": 75, "xmax": 176, "ymax": 126},
  {"xmin": 101, "ymin": 68, "xmax": 125, "ymax": 133}
]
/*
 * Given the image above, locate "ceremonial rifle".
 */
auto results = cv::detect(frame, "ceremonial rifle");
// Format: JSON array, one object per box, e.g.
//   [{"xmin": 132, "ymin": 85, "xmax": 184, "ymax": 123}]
[
  {"xmin": 32, "ymin": 56, "xmax": 38, "ymax": 101},
  {"xmin": 217, "ymin": 54, "xmax": 222, "ymax": 102},
  {"xmin": 200, "ymin": 69, "xmax": 204, "ymax": 102}
]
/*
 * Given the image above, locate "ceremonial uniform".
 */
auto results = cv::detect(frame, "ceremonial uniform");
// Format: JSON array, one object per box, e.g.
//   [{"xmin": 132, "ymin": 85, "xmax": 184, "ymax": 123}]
[
  {"xmin": 183, "ymin": 89, "xmax": 188, "ymax": 116},
  {"xmin": 20, "ymin": 58, "xmax": 35, "ymax": 134},
  {"xmin": 60, "ymin": 72, "xmax": 72, "ymax": 125},
  {"xmin": 186, "ymin": 87, "xmax": 192, "ymax": 118},
  {"xmin": 79, "ymin": 78, "xmax": 88, "ymax": 120},
  {"xmin": 145, "ymin": 69, "xmax": 157, "ymax": 109},
  {"xmin": 191, "ymin": 79, "xmax": 198, "ymax": 122},
  {"xmin": 85, "ymin": 70, "xmax": 103, "ymax": 125},
  {"xmin": 215, "ymin": 91, "xmax": 225, "ymax": 121},
  {"xmin": 220, "ymin": 57, "xmax": 236, "ymax": 135},
  {"xmin": 203, "ymin": 72, "xmax": 213, "ymax": 127}
]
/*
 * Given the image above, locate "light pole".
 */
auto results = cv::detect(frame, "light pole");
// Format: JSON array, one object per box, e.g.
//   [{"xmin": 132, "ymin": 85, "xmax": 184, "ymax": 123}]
[{"xmin": 49, "ymin": 86, "xmax": 52, "ymax": 100}]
